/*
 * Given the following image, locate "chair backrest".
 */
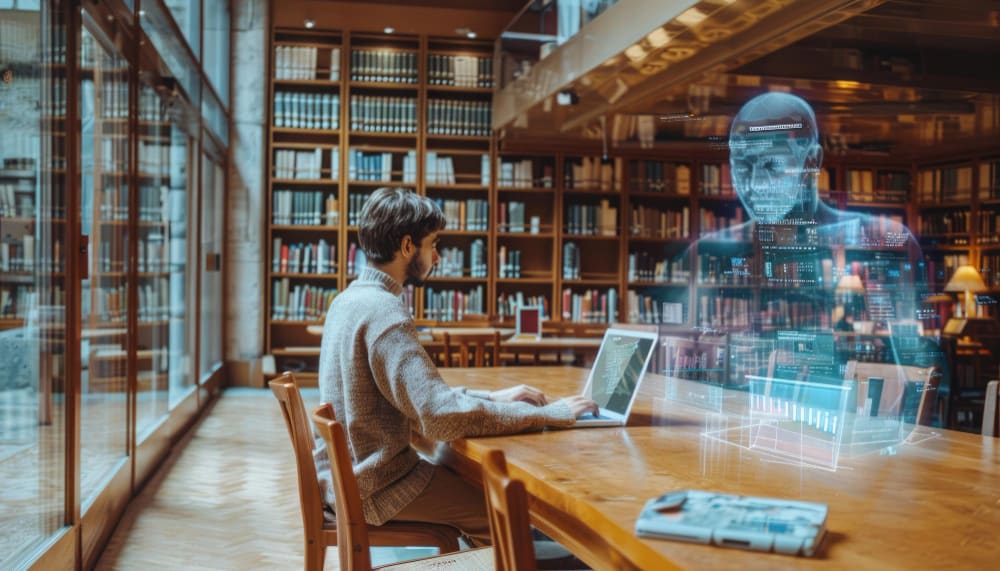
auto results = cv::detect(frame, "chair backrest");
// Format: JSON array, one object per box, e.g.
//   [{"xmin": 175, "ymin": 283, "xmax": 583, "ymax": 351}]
[
  {"xmin": 482, "ymin": 449, "xmax": 536, "ymax": 571},
  {"xmin": 312, "ymin": 403, "xmax": 374, "ymax": 571},
  {"xmin": 843, "ymin": 361, "xmax": 941, "ymax": 424},
  {"xmin": 268, "ymin": 374, "xmax": 326, "ymax": 550},
  {"xmin": 434, "ymin": 330, "xmax": 501, "ymax": 367},
  {"xmin": 983, "ymin": 380, "xmax": 999, "ymax": 437},
  {"xmin": 421, "ymin": 334, "xmax": 451, "ymax": 368}
]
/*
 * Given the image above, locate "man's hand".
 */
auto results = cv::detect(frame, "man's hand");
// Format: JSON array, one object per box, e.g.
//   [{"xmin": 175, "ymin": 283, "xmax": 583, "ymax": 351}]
[
  {"xmin": 489, "ymin": 384, "xmax": 549, "ymax": 406},
  {"xmin": 556, "ymin": 395, "xmax": 600, "ymax": 418}
]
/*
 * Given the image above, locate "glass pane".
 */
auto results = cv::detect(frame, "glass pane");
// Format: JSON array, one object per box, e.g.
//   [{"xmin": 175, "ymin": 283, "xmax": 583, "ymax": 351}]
[
  {"xmin": 167, "ymin": 125, "xmax": 193, "ymax": 407},
  {"xmin": 163, "ymin": 0, "xmax": 200, "ymax": 59},
  {"xmin": 79, "ymin": 21, "xmax": 129, "ymax": 505},
  {"xmin": 199, "ymin": 155, "xmax": 222, "ymax": 378},
  {"xmin": 134, "ymin": 83, "xmax": 170, "ymax": 441},
  {"xmin": 203, "ymin": 0, "xmax": 228, "ymax": 105},
  {"xmin": 0, "ymin": 0, "xmax": 69, "ymax": 566}
]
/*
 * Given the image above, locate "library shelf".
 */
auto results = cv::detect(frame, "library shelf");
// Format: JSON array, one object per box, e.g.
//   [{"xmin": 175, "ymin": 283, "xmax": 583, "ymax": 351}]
[
  {"xmin": 270, "ymin": 224, "xmax": 340, "ymax": 232},
  {"xmin": 271, "ymin": 272, "xmax": 340, "ymax": 280},
  {"xmin": 272, "ymin": 127, "xmax": 340, "ymax": 136}
]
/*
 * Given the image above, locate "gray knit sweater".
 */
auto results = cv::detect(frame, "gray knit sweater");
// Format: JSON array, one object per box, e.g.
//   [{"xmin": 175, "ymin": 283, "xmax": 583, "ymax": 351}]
[{"xmin": 315, "ymin": 267, "xmax": 575, "ymax": 525}]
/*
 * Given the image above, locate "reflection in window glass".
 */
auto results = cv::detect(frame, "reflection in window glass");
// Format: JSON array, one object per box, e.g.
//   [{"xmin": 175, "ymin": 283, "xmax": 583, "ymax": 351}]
[
  {"xmin": 135, "ymin": 84, "xmax": 171, "ymax": 441},
  {"xmin": 79, "ymin": 24, "xmax": 129, "ymax": 507},
  {"xmin": 200, "ymin": 156, "xmax": 223, "ymax": 378},
  {"xmin": 167, "ymin": 127, "xmax": 193, "ymax": 407},
  {"xmin": 164, "ymin": 0, "xmax": 201, "ymax": 58},
  {"xmin": 0, "ymin": 2, "xmax": 68, "ymax": 566},
  {"xmin": 203, "ymin": 0, "xmax": 229, "ymax": 105}
]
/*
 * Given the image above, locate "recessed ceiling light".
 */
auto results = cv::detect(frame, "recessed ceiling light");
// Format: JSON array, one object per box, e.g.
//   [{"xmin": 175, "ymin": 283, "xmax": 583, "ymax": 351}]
[
  {"xmin": 467, "ymin": 31, "xmax": 477, "ymax": 39},
  {"xmin": 304, "ymin": 19, "xmax": 315, "ymax": 29},
  {"xmin": 384, "ymin": 26, "xmax": 395, "ymax": 34}
]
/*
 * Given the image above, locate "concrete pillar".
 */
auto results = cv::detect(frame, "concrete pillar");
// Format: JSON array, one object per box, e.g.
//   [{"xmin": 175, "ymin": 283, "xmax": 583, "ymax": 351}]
[{"xmin": 225, "ymin": 0, "xmax": 268, "ymax": 385}]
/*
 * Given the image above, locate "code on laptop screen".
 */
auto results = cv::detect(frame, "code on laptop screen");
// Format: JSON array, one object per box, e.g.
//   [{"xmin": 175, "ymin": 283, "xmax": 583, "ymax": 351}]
[{"xmin": 591, "ymin": 333, "xmax": 656, "ymax": 414}]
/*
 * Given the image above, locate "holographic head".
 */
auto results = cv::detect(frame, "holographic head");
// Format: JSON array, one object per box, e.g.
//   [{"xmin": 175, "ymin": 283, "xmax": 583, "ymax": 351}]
[{"xmin": 729, "ymin": 93, "xmax": 823, "ymax": 223}]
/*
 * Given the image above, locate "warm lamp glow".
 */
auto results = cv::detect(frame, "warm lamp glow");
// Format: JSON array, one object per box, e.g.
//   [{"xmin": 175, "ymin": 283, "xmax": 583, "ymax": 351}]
[
  {"xmin": 944, "ymin": 265, "xmax": 986, "ymax": 317},
  {"xmin": 836, "ymin": 274, "xmax": 864, "ymax": 293}
]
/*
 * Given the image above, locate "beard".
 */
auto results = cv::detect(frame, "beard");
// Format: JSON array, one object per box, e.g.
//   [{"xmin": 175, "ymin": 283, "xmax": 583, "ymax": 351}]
[{"xmin": 403, "ymin": 252, "xmax": 433, "ymax": 287}]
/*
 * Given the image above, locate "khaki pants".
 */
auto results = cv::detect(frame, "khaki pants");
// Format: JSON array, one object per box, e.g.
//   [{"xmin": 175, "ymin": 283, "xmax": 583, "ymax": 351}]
[{"xmin": 391, "ymin": 465, "xmax": 491, "ymax": 545}]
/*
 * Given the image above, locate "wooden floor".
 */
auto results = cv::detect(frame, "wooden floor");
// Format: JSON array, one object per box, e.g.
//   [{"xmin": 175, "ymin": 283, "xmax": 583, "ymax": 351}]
[{"xmin": 96, "ymin": 388, "xmax": 438, "ymax": 570}]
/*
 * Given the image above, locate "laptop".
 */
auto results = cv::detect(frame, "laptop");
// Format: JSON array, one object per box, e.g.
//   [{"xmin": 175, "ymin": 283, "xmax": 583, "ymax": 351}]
[{"xmin": 571, "ymin": 328, "xmax": 659, "ymax": 427}]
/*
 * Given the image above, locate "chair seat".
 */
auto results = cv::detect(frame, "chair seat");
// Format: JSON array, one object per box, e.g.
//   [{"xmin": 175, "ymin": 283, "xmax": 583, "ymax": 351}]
[{"xmin": 376, "ymin": 545, "xmax": 493, "ymax": 570}]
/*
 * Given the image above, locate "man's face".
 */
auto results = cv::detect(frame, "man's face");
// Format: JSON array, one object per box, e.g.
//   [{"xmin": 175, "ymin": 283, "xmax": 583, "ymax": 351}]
[
  {"xmin": 404, "ymin": 231, "xmax": 440, "ymax": 287},
  {"xmin": 730, "ymin": 132, "xmax": 811, "ymax": 223}
]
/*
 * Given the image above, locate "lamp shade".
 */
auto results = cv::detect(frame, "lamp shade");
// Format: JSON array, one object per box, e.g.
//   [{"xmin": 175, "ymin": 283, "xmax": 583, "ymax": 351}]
[
  {"xmin": 836, "ymin": 274, "xmax": 865, "ymax": 293},
  {"xmin": 944, "ymin": 265, "xmax": 986, "ymax": 293}
]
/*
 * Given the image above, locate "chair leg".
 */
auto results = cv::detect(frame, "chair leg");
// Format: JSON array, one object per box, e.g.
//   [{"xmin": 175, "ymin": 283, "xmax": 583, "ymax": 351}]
[{"xmin": 305, "ymin": 540, "xmax": 325, "ymax": 571}]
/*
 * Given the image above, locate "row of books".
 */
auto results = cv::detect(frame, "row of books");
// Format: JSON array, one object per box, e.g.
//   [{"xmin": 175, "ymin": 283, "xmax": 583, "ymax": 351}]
[
  {"xmin": 698, "ymin": 207, "xmax": 746, "ymax": 238},
  {"xmin": 563, "ymin": 157, "xmax": 623, "ymax": 192},
  {"xmin": 43, "ymin": 79, "xmax": 68, "ymax": 118},
  {"xmin": 0, "ymin": 182, "xmax": 34, "ymax": 218},
  {"xmin": 274, "ymin": 45, "xmax": 339, "ymax": 80},
  {"xmin": 561, "ymin": 288, "xmax": 618, "ymax": 324},
  {"xmin": 497, "ymin": 201, "xmax": 537, "ymax": 233},
  {"xmin": 94, "ymin": 78, "xmax": 129, "ymax": 119},
  {"xmin": 138, "ymin": 186, "xmax": 168, "ymax": 222},
  {"xmin": 698, "ymin": 254, "xmax": 754, "ymax": 285},
  {"xmin": 627, "ymin": 253, "xmax": 690, "ymax": 283},
  {"xmin": 562, "ymin": 242, "xmax": 581, "ymax": 280},
  {"xmin": 425, "ymin": 152, "xmax": 490, "ymax": 185},
  {"xmin": 976, "ymin": 211, "xmax": 1000, "ymax": 244},
  {"xmin": 431, "ymin": 240, "xmax": 487, "ymax": 278},
  {"xmin": 0, "ymin": 285, "xmax": 33, "ymax": 319},
  {"xmin": 93, "ymin": 284, "xmax": 127, "ymax": 323},
  {"xmin": 626, "ymin": 292, "xmax": 685, "ymax": 324},
  {"xmin": 347, "ymin": 195, "xmax": 373, "ymax": 226},
  {"xmin": 350, "ymin": 49, "xmax": 419, "ymax": 83},
  {"xmin": 423, "ymin": 285, "xmax": 486, "ymax": 321},
  {"xmin": 97, "ymin": 239, "xmax": 126, "ymax": 273},
  {"xmin": 629, "ymin": 205, "xmax": 690, "ymax": 239},
  {"xmin": 428, "ymin": 54, "xmax": 493, "ymax": 88},
  {"xmin": 497, "ymin": 246, "xmax": 521, "ymax": 278},
  {"xmin": 981, "ymin": 161, "xmax": 1000, "ymax": 198},
  {"xmin": 497, "ymin": 159, "xmax": 554, "ymax": 188},
  {"xmin": 138, "ymin": 89, "xmax": 163, "ymax": 122},
  {"xmin": 0, "ymin": 235, "xmax": 34, "ymax": 272},
  {"xmin": 700, "ymin": 164, "xmax": 733, "ymax": 196},
  {"xmin": 349, "ymin": 95, "xmax": 418, "ymax": 133},
  {"xmin": 980, "ymin": 256, "xmax": 1000, "ymax": 288},
  {"xmin": 271, "ymin": 238, "xmax": 337, "ymax": 275},
  {"xmin": 137, "ymin": 279, "xmax": 170, "ymax": 322},
  {"xmin": 426, "ymin": 99, "xmax": 491, "ymax": 136},
  {"xmin": 916, "ymin": 166, "xmax": 974, "ymax": 202},
  {"xmin": 349, "ymin": 149, "xmax": 417, "ymax": 182},
  {"xmin": 136, "ymin": 236, "xmax": 168, "ymax": 273},
  {"xmin": 273, "ymin": 92, "xmax": 340, "ymax": 130},
  {"xmin": 137, "ymin": 142, "xmax": 172, "ymax": 177},
  {"xmin": 565, "ymin": 201, "xmax": 617, "ymax": 236},
  {"xmin": 758, "ymin": 298, "xmax": 831, "ymax": 330},
  {"xmin": 627, "ymin": 161, "xmax": 692, "ymax": 194},
  {"xmin": 925, "ymin": 253, "xmax": 968, "ymax": 285},
  {"xmin": 273, "ymin": 148, "xmax": 338, "ymax": 180},
  {"xmin": 496, "ymin": 292, "xmax": 549, "ymax": 319},
  {"xmin": 435, "ymin": 198, "xmax": 489, "ymax": 231},
  {"xmin": 697, "ymin": 293, "xmax": 752, "ymax": 329},
  {"xmin": 271, "ymin": 279, "xmax": 338, "ymax": 321},
  {"xmin": 761, "ymin": 258, "xmax": 820, "ymax": 287},
  {"xmin": 272, "ymin": 191, "xmax": 338, "ymax": 226},
  {"xmin": 918, "ymin": 211, "xmax": 971, "ymax": 235},
  {"xmin": 345, "ymin": 242, "xmax": 369, "ymax": 276}
]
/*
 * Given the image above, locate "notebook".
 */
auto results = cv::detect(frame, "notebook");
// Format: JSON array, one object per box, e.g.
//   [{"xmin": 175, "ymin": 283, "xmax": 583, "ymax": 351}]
[{"xmin": 571, "ymin": 328, "xmax": 658, "ymax": 427}]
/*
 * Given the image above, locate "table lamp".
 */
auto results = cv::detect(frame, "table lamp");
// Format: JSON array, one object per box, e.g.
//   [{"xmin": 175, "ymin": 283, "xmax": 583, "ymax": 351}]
[
  {"xmin": 836, "ymin": 274, "xmax": 866, "ymax": 320},
  {"xmin": 944, "ymin": 265, "xmax": 986, "ymax": 318}
]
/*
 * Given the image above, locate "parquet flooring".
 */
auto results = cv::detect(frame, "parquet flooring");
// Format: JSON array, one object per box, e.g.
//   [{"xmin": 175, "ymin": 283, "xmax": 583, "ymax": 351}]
[{"xmin": 96, "ymin": 388, "xmax": 438, "ymax": 570}]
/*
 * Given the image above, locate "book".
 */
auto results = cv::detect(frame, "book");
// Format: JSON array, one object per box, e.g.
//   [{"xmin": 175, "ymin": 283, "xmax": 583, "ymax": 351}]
[{"xmin": 635, "ymin": 490, "xmax": 827, "ymax": 557}]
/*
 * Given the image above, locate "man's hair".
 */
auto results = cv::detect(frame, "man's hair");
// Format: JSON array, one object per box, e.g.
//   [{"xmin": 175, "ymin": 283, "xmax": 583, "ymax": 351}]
[{"xmin": 358, "ymin": 187, "xmax": 446, "ymax": 264}]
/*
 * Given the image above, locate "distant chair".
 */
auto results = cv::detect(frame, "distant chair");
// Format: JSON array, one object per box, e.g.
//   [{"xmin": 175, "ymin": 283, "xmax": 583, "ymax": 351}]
[
  {"xmin": 983, "ymin": 380, "xmax": 999, "ymax": 437},
  {"xmin": 843, "ymin": 361, "xmax": 941, "ymax": 425},
  {"xmin": 269, "ymin": 374, "xmax": 461, "ymax": 571},
  {"xmin": 311, "ymin": 403, "xmax": 492, "ymax": 570},
  {"xmin": 421, "ymin": 334, "xmax": 451, "ymax": 368},
  {"xmin": 434, "ymin": 330, "xmax": 501, "ymax": 367}
]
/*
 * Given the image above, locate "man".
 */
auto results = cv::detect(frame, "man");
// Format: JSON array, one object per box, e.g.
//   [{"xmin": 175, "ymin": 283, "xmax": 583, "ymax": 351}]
[{"xmin": 316, "ymin": 187, "xmax": 597, "ymax": 547}]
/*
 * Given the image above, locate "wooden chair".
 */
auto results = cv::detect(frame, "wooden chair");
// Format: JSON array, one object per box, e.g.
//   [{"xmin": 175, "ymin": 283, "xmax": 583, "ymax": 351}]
[
  {"xmin": 481, "ymin": 449, "xmax": 537, "ymax": 571},
  {"xmin": 983, "ymin": 380, "xmax": 999, "ymax": 437},
  {"xmin": 311, "ymin": 404, "xmax": 493, "ymax": 570},
  {"xmin": 269, "ymin": 374, "xmax": 462, "ymax": 571},
  {"xmin": 843, "ymin": 361, "xmax": 942, "ymax": 425},
  {"xmin": 421, "ymin": 334, "xmax": 451, "ymax": 368},
  {"xmin": 434, "ymin": 330, "xmax": 501, "ymax": 367}
]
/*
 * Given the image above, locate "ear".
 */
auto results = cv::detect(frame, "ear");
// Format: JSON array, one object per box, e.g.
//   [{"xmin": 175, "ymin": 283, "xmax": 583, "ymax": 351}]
[
  {"xmin": 805, "ymin": 143, "xmax": 823, "ymax": 171},
  {"xmin": 399, "ymin": 235, "xmax": 416, "ymax": 258}
]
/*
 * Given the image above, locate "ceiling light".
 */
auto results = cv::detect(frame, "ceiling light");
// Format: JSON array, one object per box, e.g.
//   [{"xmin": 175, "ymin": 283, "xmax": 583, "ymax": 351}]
[
  {"xmin": 624, "ymin": 44, "xmax": 646, "ymax": 62},
  {"xmin": 384, "ymin": 26, "xmax": 395, "ymax": 34},
  {"xmin": 304, "ymin": 19, "xmax": 315, "ymax": 29},
  {"xmin": 676, "ymin": 7, "xmax": 707, "ymax": 26},
  {"xmin": 467, "ymin": 31, "xmax": 477, "ymax": 39},
  {"xmin": 646, "ymin": 28, "xmax": 671, "ymax": 48}
]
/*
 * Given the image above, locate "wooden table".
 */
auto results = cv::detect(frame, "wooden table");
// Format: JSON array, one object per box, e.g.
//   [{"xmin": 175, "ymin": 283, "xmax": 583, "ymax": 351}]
[
  {"xmin": 437, "ymin": 367, "xmax": 1000, "ymax": 570},
  {"xmin": 500, "ymin": 336, "xmax": 602, "ymax": 365}
]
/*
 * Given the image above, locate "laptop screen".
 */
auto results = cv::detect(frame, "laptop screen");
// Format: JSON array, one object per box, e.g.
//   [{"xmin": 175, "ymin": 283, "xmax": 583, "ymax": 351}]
[{"xmin": 587, "ymin": 329, "xmax": 657, "ymax": 415}]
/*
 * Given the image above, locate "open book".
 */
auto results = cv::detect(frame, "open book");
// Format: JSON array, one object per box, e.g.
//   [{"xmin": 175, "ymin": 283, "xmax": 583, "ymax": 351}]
[{"xmin": 635, "ymin": 490, "xmax": 827, "ymax": 556}]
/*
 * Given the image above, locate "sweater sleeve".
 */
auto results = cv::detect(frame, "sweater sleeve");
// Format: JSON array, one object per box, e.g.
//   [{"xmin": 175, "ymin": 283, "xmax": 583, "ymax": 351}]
[{"xmin": 368, "ymin": 324, "xmax": 576, "ymax": 440}]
